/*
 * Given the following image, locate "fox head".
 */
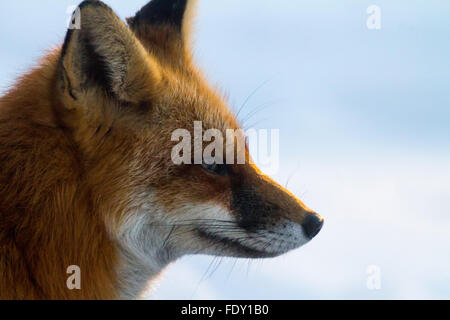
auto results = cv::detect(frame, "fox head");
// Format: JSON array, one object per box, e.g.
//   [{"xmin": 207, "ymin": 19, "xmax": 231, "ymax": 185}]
[{"xmin": 58, "ymin": 0, "xmax": 323, "ymax": 296}]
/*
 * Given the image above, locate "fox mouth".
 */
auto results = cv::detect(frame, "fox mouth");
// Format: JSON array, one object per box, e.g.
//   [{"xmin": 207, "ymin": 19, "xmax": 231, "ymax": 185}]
[{"xmin": 195, "ymin": 228, "xmax": 288, "ymax": 258}]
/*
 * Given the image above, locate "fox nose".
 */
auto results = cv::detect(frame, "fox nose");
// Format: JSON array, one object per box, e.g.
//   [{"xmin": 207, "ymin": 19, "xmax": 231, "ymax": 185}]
[{"xmin": 302, "ymin": 213, "xmax": 324, "ymax": 239}]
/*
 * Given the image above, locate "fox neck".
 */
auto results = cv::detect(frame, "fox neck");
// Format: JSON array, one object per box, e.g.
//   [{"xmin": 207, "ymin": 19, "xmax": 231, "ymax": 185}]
[{"xmin": 113, "ymin": 206, "xmax": 180, "ymax": 299}]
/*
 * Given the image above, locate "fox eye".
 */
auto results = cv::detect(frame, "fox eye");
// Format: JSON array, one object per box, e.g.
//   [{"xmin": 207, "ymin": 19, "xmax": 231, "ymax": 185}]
[{"xmin": 201, "ymin": 162, "xmax": 228, "ymax": 176}]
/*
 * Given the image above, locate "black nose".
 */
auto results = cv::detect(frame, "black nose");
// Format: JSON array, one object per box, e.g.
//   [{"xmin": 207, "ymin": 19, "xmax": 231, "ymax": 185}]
[{"xmin": 302, "ymin": 213, "xmax": 324, "ymax": 239}]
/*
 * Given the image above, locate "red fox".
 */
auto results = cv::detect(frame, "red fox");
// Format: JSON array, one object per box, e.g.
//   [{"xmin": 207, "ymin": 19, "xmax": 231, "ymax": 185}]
[{"xmin": 0, "ymin": 0, "xmax": 323, "ymax": 299}]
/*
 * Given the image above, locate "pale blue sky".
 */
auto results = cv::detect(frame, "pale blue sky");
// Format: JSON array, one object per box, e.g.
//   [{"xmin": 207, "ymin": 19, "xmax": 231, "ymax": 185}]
[{"xmin": 1, "ymin": 0, "xmax": 449, "ymax": 299}]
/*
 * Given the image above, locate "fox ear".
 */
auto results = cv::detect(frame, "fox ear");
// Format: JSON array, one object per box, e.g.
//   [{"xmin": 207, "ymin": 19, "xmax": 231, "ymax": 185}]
[
  {"xmin": 59, "ymin": 0, "xmax": 161, "ymax": 104},
  {"xmin": 127, "ymin": 0, "xmax": 197, "ymax": 57}
]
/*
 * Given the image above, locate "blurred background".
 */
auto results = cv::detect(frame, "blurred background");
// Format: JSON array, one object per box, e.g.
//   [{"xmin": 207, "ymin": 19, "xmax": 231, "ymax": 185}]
[{"xmin": 1, "ymin": 0, "xmax": 449, "ymax": 299}]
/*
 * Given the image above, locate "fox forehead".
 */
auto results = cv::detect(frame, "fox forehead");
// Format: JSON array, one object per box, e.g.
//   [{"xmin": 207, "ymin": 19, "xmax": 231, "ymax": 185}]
[{"xmin": 149, "ymin": 69, "xmax": 241, "ymax": 134}]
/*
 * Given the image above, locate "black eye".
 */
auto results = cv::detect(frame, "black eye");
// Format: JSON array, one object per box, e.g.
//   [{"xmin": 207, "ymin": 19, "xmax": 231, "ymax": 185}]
[{"xmin": 201, "ymin": 162, "xmax": 228, "ymax": 176}]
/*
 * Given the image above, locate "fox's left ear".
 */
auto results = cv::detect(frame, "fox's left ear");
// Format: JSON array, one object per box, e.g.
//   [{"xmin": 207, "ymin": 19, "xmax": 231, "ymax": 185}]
[
  {"xmin": 127, "ymin": 0, "xmax": 197, "ymax": 59},
  {"xmin": 59, "ymin": 0, "xmax": 161, "ymax": 104}
]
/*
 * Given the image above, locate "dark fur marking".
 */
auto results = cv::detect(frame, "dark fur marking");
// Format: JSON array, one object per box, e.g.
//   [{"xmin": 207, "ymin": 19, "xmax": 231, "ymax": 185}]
[
  {"xmin": 129, "ymin": 0, "xmax": 188, "ymax": 31},
  {"xmin": 79, "ymin": 33, "xmax": 114, "ymax": 97},
  {"xmin": 61, "ymin": 66, "xmax": 78, "ymax": 101},
  {"xmin": 60, "ymin": 28, "xmax": 78, "ymax": 100},
  {"xmin": 104, "ymin": 125, "xmax": 113, "ymax": 137},
  {"xmin": 61, "ymin": 29, "xmax": 74, "ymax": 58},
  {"xmin": 94, "ymin": 125, "xmax": 102, "ymax": 136},
  {"xmin": 231, "ymin": 177, "xmax": 281, "ymax": 231}
]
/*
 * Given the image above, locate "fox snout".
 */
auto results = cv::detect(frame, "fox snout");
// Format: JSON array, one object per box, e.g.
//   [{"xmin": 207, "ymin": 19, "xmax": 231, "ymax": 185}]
[
  {"xmin": 257, "ymin": 176, "xmax": 324, "ymax": 242},
  {"xmin": 212, "ymin": 164, "xmax": 325, "ymax": 257}
]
